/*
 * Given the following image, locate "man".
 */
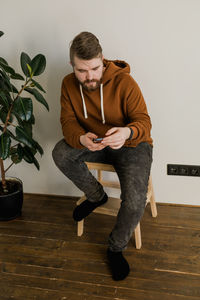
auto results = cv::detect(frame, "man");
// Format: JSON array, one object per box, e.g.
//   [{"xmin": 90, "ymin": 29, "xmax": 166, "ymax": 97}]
[{"xmin": 52, "ymin": 31, "xmax": 153, "ymax": 281}]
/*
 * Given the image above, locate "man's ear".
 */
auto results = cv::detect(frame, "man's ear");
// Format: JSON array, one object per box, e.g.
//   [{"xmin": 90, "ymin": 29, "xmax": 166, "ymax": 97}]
[{"xmin": 69, "ymin": 61, "xmax": 75, "ymax": 70}]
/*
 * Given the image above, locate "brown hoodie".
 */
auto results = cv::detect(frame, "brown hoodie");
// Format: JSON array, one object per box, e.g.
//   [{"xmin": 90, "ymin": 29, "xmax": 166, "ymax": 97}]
[{"xmin": 60, "ymin": 59, "xmax": 153, "ymax": 148}]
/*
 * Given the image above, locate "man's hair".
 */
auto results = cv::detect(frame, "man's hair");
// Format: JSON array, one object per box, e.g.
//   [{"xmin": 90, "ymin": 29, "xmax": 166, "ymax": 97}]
[{"xmin": 70, "ymin": 32, "xmax": 102, "ymax": 66}]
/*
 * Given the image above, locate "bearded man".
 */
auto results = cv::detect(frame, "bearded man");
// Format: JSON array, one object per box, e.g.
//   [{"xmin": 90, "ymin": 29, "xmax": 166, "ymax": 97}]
[{"xmin": 52, "ymin": 31, "xmax": 153, "ymax": 281}]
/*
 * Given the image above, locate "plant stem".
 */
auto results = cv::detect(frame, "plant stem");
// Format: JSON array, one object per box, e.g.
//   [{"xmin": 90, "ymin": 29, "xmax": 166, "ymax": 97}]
[
  {"xmin": 0, "ymin": 78, "xmax": 30, "ymax": 191},
  {"xmin": 11, "ymin": 143, "xmax": 19, "ymax": 149},
  {"xmin": 0, "ymin": 157, "xmax": 7, "ymax": 191},
  {"xmin": 3, "ymin": 78, "xmax": 31, "ymax": 134},
  {"xmin": 7, "ymin": 122, "xmax": 17, "ymax": 127},
  {"xmin": 5, "ymin": 162, "xmax": 14, "ymax": 173}
]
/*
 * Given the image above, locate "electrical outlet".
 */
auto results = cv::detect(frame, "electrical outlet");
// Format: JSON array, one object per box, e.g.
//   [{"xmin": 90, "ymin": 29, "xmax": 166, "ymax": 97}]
[
  {"xmin": 167, "ymin": 164, "xmax": 200, "ymax": 177},
  {"xmin": 167, "ymin": 164, "xmax": 179, "ymax": 175},
  {"xmin": 179, "ymin": 166, "xmax": 189, "ymax": 176},
  {"xmin": 190, "ymin": 167, "xmax": 200, "ymax": 176}
]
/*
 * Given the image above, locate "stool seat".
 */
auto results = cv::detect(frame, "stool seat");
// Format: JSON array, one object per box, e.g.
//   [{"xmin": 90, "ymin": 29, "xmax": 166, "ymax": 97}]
[{"xmin": 76, "ymin": 162, "xmax": 157, "ymax": 249}]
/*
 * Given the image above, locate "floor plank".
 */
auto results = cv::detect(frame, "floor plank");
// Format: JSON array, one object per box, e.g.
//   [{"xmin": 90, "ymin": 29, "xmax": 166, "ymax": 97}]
[{"xmin": 0, "ymin": 193, "xmax": 200, "ymax": 299}]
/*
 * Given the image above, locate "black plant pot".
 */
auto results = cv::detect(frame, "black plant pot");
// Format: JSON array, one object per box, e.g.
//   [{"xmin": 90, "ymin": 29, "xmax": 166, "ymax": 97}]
[{"xmin": 0, "ymin": 177, "xmax": 23, "ymax": 221}]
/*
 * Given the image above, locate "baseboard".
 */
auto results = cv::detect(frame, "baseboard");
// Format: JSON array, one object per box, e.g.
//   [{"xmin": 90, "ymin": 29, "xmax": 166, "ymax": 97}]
[
  {"xmin": 23, "ymin": 192, "xmax": 200, "ymax": 208},
  {"xmin": 24, "ymin": 192, "xmax": 79, "ymax": 200}
]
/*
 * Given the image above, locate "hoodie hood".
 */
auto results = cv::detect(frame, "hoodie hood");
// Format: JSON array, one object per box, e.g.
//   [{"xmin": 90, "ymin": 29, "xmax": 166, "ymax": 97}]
[
  {"xmin": 102, "ymin": 59, "xmax": 130, "ymax": 84},
  {"xmin": 79, "ymin": 59, "xmax": 131, "ymax": 124}
]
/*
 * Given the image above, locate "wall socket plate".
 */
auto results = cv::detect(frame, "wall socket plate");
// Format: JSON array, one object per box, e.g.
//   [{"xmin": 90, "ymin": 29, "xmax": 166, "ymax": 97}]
[{"xmin": 167, "ymin": 164, "xmax": 200, "ymax": 177}]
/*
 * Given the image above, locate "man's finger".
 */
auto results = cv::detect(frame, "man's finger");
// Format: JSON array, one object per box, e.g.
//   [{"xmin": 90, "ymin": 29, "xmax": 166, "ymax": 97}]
[
  {"xmin": 87, "ymin": 132, "xmax": 98, "ymax": 139},
  {"xmin": 105, "ymin": 127, "xmax": 118, "ymax": 136}
]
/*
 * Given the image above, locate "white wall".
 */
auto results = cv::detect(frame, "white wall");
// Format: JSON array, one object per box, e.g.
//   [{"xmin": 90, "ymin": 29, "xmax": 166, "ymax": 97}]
[{"xmin": 1, "ymin": 0, "xmax": 200, "ymax": 205}]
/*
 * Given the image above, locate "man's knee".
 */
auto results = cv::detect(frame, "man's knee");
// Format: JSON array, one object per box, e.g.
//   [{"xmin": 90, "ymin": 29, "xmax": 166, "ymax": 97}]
[
  {"xmin": 52, "ymin": 139, "xmax": 66, "ymax": 166},
  {"xmin": 125, "ymin": 196, "xmax": 146, "ymax": 212},
  {"xmin": 121, "ymin": 186, "xmax": 147, "ymax": 215}
]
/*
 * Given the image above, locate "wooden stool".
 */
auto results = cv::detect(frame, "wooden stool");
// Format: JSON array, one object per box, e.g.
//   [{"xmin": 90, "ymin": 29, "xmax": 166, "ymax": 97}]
[{"xmin": 76, "ymin": 162, "xmax": 157, "ymax": 249}]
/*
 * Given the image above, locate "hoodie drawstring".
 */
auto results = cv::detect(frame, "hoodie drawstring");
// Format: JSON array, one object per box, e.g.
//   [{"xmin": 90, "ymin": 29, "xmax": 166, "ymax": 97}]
[
  {"xmin": 100, "ymin": 84, "xmax": 105, "ymax": 124},
  {"xmin": 79, "ymin": 84, "xmax": 105, "ymax": 124},
  {"xmin": 79, "ymin": 84, "xmax": 88, "ymax": 119}
]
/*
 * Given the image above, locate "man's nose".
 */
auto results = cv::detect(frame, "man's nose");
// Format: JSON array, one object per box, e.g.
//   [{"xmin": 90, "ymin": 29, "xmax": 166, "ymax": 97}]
[{"xmin": 86, "ymin": 71, "xmax": 93, "ymax": 80}]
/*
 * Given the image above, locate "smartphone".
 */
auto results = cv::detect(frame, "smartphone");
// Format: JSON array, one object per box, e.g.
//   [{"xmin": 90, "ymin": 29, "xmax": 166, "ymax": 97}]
[{"xmin": 93, "ymin": 138, "xmax": 103, "ymax": 143}]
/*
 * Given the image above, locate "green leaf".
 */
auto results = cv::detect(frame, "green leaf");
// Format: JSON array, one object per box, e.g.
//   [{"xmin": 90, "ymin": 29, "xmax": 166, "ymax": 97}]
[
  {"xmin": 16, "ymin": 126, "xmax": 34, "ymax": 148},
  {"xmin": 29, "ymin": 114, "xmax": 35, "ymax": 124},
  {"xmin": 31, "ymin": 79, "xmax": 46, "ymax": 93},
  {"xmin": 20, "ymin": 121, "xmax": 33, "ymax": 138},
  {"xmin": 32, "ymin": 156, "xmax": 40, "ymax": 170},
  {"xmin": 21, "ymin": 146, "xmax": 33, "ymax": 163},
  {"xmin": 26, "ymin": 64, "xmax": 33, "ymax": 77},
  {"xmin": 30, "ymin": 54, "xmax": 46, "ymax": 76},
  {"xmin": 13, "ymin": 112, "xmax": 34, "ymax": 131},
  {"xmin": 0, "ymin": 31, "xmax": 4, "ymax": 37},
  {"xmin": 15, "ymin": 126, "xmax": 43, "ymax": 158},
  {"xmin": 0, "ymin": 62, "xmax": 15, "ymax": 76},
  {"xmin": 0, "ymin": 91, "xmax": 10, "ymax": 110},
  {"xmin": 21, "ymin": 145, "xmax": 40, "ymax": 170},
  {"xmin": 20, "ymin": 52, "xmax": 31, "ymax": 77},
  {"xmin": 22, "ymin": 114, "xmax": 35, "ymax": 125},
  {"xmin": 24, "ymin": 87, "xmax": 49, "ymax": 111},
  {"xmin": 13, "ymin": 97, "xmax": 33, "ymax": 121},
  {"xmin": 10, "ymin": 146, "xmax": 22, "ymax": 164},
  {"xmin": 0, "ymin": 109, "xmax": 7, "ymax": 123},
  {"xmin": 17, "ymin": 144, "xmax": 24, "ymax": 159},
  {"xmin": 8, "ymin": 132, "xmax": 22, "ymax": 144},
  {"xmin": 15, "ymin": 124, "xmax": 42, "ymax": 156},
  {"xmin": 20, "ymin": 145, "xmax": 36, "ymax": 162},
  {"xmin": 1, "ymin": 126, "xmax": 16, "ymax": 140},
  {"xmin": 0, "ymin": 57, "xmax": 8, "ymax": 65},
  {"xmin": 0, "ymin": 69, "xmax": 18, "ymax": 93},
  {"xmin": 11, "ymin": 84, "xmax": 18, "ymax": 94},
  {"xmin": 0, "ymin": 108, "xmax": 13, "ymax": 124},
  {"xmin": 0, "ymin": 132, "xmax": 11, "ymax": 159},
  {"xmin": 10, "ymin": 147, "xmax": 17, "ymax": 155},
  {"xmin": 34, "ymin": 140, "xmax": 43, "ymax": 155},
  {"xmin": 11, "ymin": 153, "xmax": 21, "ymax": 164},
  {"xmin": 10, "ymin": 72, "xmax": 24, "ymax": 81}
]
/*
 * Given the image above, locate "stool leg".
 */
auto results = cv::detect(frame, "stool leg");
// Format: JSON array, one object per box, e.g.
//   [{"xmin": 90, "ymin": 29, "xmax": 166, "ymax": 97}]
[
  {"xmin": 149, "ymin": 177, "xmax": 157, "ymax": 218},
  {"xmin": 97, "ymin": 169, "xmax": 102, "ymax": 183},
  {"xmin": 77, "ymin": 220, "xmax": 84, "ymax": 236},
  {"xmin": 150, "ymin": 194, "xmax": 157, "ymax": 218},
  {"xmin": 134, "ymin": 222, "xmax": 142, "ymax": 249}
]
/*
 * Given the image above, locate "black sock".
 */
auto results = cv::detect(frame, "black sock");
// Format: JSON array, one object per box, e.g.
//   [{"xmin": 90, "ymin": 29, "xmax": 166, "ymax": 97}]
[
  {"xmin": 107, "ymin": 248, "xmax": 130, "ymax": 281},
  {"xmin": 73, "ymin": 194, "xmax": 108, "ymax": 221}
]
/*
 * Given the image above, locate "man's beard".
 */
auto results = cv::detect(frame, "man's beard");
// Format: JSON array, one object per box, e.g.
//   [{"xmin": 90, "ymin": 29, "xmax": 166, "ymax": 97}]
[
  {"xmin": 77, "ymin": 77, "xmax": 103, "ymax": 91},
  {"xmin": 82, "ymin": 79, "xmax": 102, "ymax": 91}
]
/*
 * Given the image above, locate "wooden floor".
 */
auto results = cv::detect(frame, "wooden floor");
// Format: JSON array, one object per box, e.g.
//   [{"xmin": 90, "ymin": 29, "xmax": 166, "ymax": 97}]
[{"xmin": 0, "ymin": 194, "xmax": 200, "ymax": 300}]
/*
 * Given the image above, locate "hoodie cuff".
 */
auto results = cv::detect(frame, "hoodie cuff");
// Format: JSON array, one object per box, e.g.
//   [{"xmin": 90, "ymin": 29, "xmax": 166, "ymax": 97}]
[
  {"xmin": 128, "ymin": 127, "xmax": 134, "ymax": 140},
  {"xmin": 127, "ymin": 126, "xmax": 138, "ymax": 140}
]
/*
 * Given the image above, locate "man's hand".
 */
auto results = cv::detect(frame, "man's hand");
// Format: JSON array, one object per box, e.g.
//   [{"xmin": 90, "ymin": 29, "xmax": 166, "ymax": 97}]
[
  {"xmin": 102, "ymin": 127, "xmax": 131, "ymax": 149},
  {"xmin": 80, "ymin": 132, "xmax": 106, "ymax": 151}
]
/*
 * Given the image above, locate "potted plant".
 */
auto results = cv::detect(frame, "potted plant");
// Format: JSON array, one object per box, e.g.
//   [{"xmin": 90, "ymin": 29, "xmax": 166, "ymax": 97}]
[{"xmin": 0, "ymin": 31, "xmax": 49, "ymax": 221}]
